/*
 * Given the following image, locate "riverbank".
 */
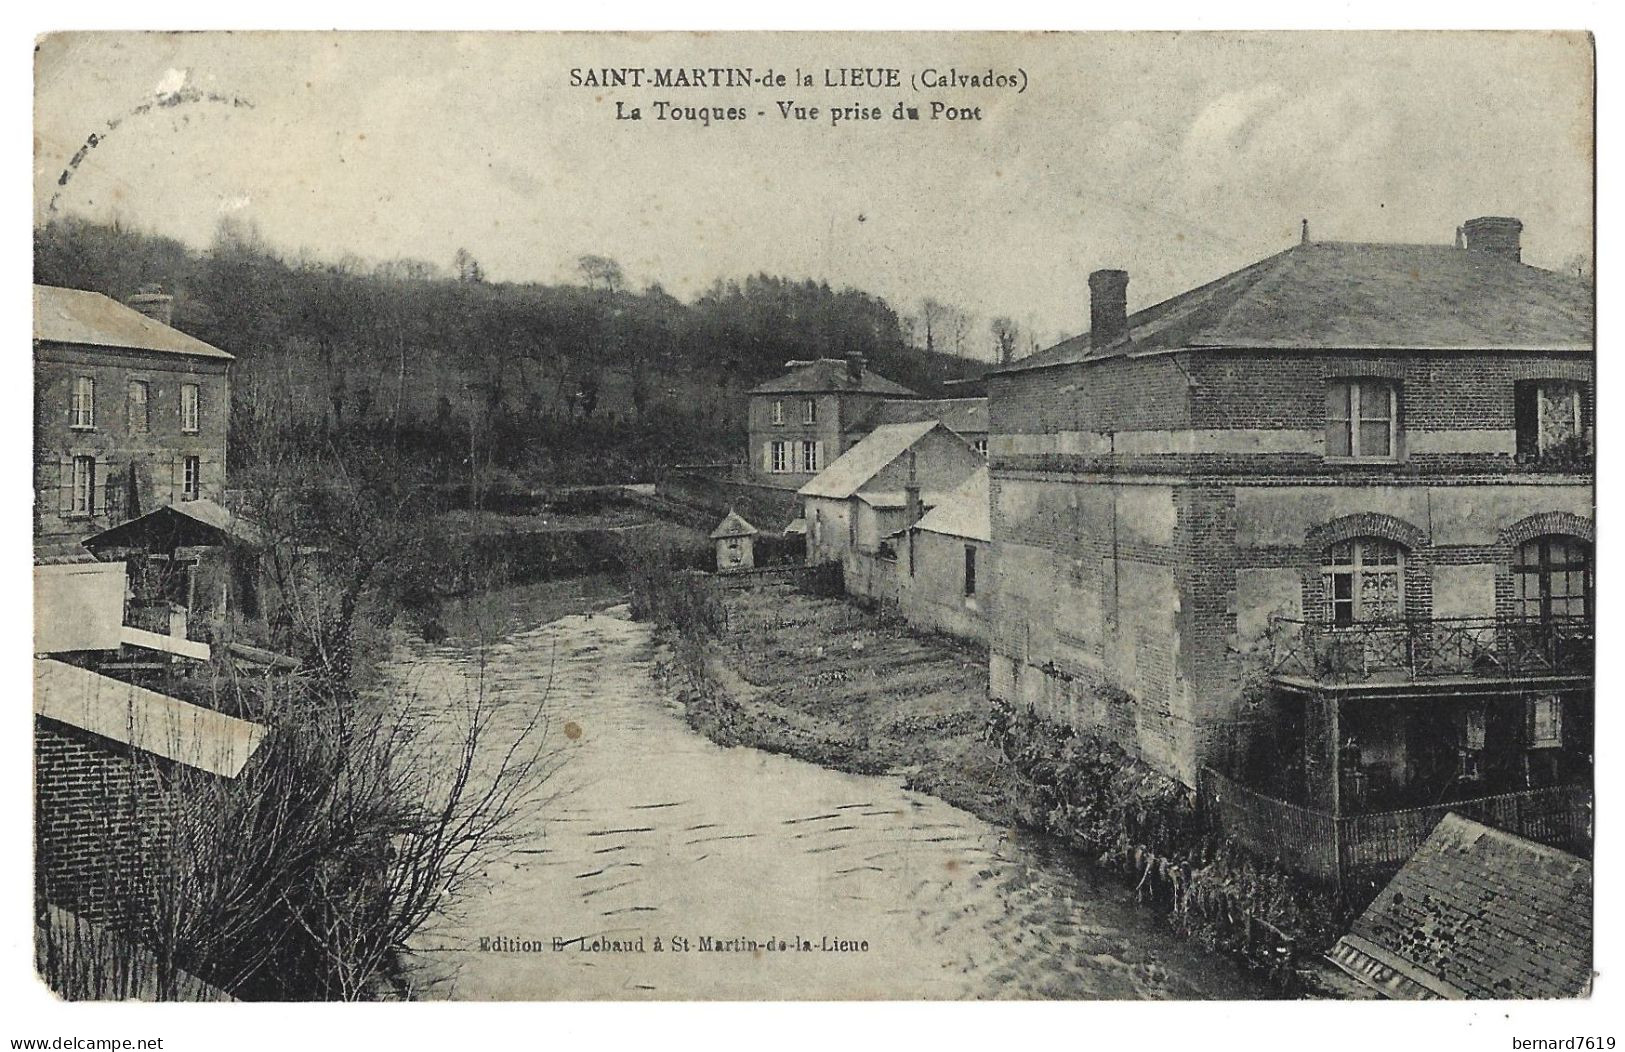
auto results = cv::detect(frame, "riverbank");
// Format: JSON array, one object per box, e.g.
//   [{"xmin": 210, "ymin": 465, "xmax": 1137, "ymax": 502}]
[{"xmin": 652, "ymin": 576, "xmax": 1364, "ymax": 997}]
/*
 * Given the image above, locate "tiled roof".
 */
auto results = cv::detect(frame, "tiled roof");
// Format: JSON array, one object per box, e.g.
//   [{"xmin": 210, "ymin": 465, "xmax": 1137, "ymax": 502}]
[
  {"xmin": 34, "ymin": 285, "xmax": 233, "ymax": 360},
  {"xmin": 749, "ymin": 358, "xmax": 919, "ymax": 396},
  {"xmin": 34, "ymin": 658, "xmax": 267, "ymax": 778},
  {"xmin": 709, "ymin": 509, "xmax": 759, "ymax": 539},
  {"xmin": 798, "ymin": 421, "xmax": 940, "ymax": 500},
  {"xmin": 1332, "ymin": 812, "xmax": 1592, "ymax": 1000},
  {"xmin": 852, "ymin": 397, "xmax": 989, "ymax": 437},
  {"xmin": 911, "ymin": 467, "xmax": 990, "ymax": 542},
  {"xmin": 1000, "ymin": 241, "xmax": 1594, "ymax": 374}
]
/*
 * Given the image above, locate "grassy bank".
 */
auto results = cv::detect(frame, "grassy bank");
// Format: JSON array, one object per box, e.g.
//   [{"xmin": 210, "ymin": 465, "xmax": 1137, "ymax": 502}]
[{"xmin": 635, "ymin": 571, "xmax": 1358, "ymax": 995}]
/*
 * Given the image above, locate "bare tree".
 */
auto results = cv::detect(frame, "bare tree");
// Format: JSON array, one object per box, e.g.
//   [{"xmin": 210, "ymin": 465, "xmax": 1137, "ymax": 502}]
[{"xmin": 990, "ymin": 316, "xmax": 1020, "ymax": 364}]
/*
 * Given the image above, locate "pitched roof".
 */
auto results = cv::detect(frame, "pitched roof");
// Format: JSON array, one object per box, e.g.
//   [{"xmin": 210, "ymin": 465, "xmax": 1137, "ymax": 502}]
[
  {"xmin": 709, "ymin": 509, "xmax": 759, "ymax": 539},
  {"xmin": 34, "ymin": 285, "xmax": 233, "ymax": 360},
  {"xmin": 852, "ymin": 397, "xmax": 989, "ymax": 436},
  {"xmin": 912, "ymin": 467, "xmax": 990, "ymax": 541},
  {"xmin": 34, "ymin": 658, "xmax": 267, "ymax": 778},
  {"xmin": 749, "ymin": 358, "xmax": 919, "ymax": 396},
  {"xmin": 999, "ymin": 241, "xmax": 1594, "ymax": 374},
  {"xmin": 798, "ymin": 421, "xmax": 940, "ymax": 499},
  {"xmin": 1330, "ymin": 812, "xmax": 1592, "ymax": 1000},
  {"xmin": 83, "ymin": 500, "xmax": 265, "ymax": 551}
]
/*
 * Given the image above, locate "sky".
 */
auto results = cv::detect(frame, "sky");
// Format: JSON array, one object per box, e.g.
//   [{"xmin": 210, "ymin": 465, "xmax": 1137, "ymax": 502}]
[{"xmin": 33, "ymin": 31, "xmax": 1594, "ymax": 355}]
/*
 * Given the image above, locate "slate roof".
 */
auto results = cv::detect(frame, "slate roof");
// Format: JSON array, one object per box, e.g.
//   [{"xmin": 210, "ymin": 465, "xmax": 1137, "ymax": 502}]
[
  {"xmin": 912, "ymin": 467, "xmax": 990, "ymax": 542},
  {"xmin": 852, "ymin": 397, "xmax": 989, "ymax": 437},
  {"xmin": 34, "ymin": 285, "xmax": 233, "ymax": 360},
  {"xmin": 34, "ymin": 658, "xmax": 267, "ymax": 778},
  {"xmin": 798, "ymin": 421, "xmax": 940, "ymax": 500},
  {"xmin": 709, "ymin": 509, "xmax": 759, "ymax": 539},
  {"xmin": 998, "ymin": 241, "xmax": 1594, "ymax": 375},
  {"xmin": 749, "ymin": 358, "xmax": 919, "ymax": 396},
  {"xmin": 83, "ymin": 500, "xmax": 265, "ymax": 551},
  {"xmin": 1330, "ymin": 812, "xmax": 1592, "ymax": 1000}
]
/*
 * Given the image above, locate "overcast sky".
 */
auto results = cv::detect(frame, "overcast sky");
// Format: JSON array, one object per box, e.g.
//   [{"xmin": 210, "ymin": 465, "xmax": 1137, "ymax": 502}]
[{"xmin": 33, "ymin": 31, "xmax": 1593, "ymax": 355}]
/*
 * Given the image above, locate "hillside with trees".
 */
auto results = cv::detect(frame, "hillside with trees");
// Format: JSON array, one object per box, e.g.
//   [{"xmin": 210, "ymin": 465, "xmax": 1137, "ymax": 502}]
[{"xmin": 34, "ymin": 217, "xmax": 986, "ymax": 487}]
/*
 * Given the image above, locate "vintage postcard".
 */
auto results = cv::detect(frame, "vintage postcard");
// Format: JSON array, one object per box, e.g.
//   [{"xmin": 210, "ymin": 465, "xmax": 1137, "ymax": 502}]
[{"xmin": 28, "ymin": 30, "xmax": 1594, "ymax": 1006}]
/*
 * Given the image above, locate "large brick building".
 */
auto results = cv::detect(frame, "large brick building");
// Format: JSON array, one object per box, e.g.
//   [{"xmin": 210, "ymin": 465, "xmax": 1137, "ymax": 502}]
[
  {"xmin": 34, "ymin": 285, "xmax": 233, "ymax": 543},
  {"xmin": 987, "ymin": 218, "xmax": 1592, "ymax": 878}
]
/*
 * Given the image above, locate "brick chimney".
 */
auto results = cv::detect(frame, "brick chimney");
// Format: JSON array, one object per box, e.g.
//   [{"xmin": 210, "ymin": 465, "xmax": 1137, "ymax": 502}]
[
  {"xmin": 1089, "ymin": 269, "xmax": 1129, "ymax": 350},
  {"xmin": 126, "ymin": 283, "xmax": 174, "ymax": 327},
  {"xmin": 845, "ymin": 352, "xmax": 866, "ymax": 382},
  {"xmin": 1462, "ymin": 217, "xmax": 1523, "ymax": 263}
]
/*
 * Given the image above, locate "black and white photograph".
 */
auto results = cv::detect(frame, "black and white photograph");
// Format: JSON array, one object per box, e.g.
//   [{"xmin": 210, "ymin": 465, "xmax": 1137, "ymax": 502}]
[{"xmin": 15, "ymin": 20, "xmax": 1608, "ymax": 1037}]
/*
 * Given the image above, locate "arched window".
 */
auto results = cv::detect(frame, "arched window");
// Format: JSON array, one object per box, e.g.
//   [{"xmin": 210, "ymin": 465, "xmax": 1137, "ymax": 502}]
[
  {"xmin": 1323, "ymin": 538, "xmax": 1405, "ymax": 626},
  {"xmin": 1512, "ymin": 536, "xmax": 1591, "ymax": 621}
]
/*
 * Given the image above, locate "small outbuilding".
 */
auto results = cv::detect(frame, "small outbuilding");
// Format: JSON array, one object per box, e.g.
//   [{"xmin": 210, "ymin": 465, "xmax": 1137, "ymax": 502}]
[{"xmin": 710, "ymin": 509, "xmax": 759, "ymax": 571}]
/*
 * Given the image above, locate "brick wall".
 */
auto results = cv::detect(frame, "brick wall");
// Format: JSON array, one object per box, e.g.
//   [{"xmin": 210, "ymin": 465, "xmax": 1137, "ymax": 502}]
[{"xmin": 34, "ymin": 717, "xmax": 172, "ymax": 923}]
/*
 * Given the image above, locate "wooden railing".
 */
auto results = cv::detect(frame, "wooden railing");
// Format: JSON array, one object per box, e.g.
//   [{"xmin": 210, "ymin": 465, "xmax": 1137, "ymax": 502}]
[
  {"xmin": 1199, "ymin": 768, "xmax": 1592, "ymax": 886},
  {"xmin": 1269, "ymin": 615, "xmax": 1593, "ymax": 684}
]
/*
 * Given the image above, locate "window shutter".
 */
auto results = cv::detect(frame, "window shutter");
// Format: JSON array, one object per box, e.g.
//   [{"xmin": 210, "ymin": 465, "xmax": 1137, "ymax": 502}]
[
  {"xmin": 59, "ymin": 456, "xmax": 73, "ymax": 515},
  {"xmin": 814, "ymin": 441, "xmax": 823, "ymax": 473},
  {"xmin": 763, "ymin": 444, "xmax": 772, "ymax": 472}
]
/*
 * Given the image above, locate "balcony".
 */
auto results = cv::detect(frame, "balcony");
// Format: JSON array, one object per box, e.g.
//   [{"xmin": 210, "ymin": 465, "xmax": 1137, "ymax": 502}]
[{"xmin": 1269, "ymin": 615, "xmax": 1593, "ymax": 691}]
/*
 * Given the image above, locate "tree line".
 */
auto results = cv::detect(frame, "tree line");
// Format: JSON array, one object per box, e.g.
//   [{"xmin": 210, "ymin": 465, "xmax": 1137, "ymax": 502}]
[{"xmin": 35, "ymin": 216, "xmax": 988, "ymax": 485}]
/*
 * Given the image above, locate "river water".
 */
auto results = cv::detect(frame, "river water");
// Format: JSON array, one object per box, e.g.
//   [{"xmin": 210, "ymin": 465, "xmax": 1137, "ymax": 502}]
[{"xmin": 390, "ymin": 604, "xmax": 1268, "ymax": 1000}]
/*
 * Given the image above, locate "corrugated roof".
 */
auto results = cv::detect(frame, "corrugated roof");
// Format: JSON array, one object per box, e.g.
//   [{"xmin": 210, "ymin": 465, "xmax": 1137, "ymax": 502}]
[
  {"xmin": 999, "ymin": 241, "xmax": 1594, "ymax": 374},
  {"xmin": 749, "ymin": 358, "xmax": 919, "ymax": 396},
  {"xmin": 34, "ymin": 285, "xmax": 234, "ymax": 361},
  {"xmin": 1332, "ymin": 812, "xmax": 1592, "ymax": 1000},
  {"xmin": 852, "ymin": 397, "xmax": 989, "ymax": 436},
  {"xmin": 34, "ymin": 658, "xmax": 266, "ymax": 778},
  {"xmin": 709, "ymin": 509, "xmax": 759, "ymax": 539},
  {"xmin": 798, "ymin": 421, "xmax": 940, "ymax": 499},
  {"xmin": 911, "ymin": 467, "xmax": 990, "ymax": 541}
]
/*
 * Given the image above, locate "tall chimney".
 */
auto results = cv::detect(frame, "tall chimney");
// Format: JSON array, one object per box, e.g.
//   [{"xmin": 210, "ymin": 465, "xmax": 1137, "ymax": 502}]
[
  {"xmin": 845, "ymin": 352, "xmax": 865, "ymax": 382},
  {"xmin": 1462, "ymin": 217, "xmax": 1523, "ymax": 262},
  {"xmin": 126, "ymin": 283, "xmax": 174, "ymax": 327},
  {"xmin": 1089, "ymin": 269, "xmax": 1129, "ymax": 351},
  {"xmin": 903, "ymin": 450, "xmax": 922, "ymax": 528}
]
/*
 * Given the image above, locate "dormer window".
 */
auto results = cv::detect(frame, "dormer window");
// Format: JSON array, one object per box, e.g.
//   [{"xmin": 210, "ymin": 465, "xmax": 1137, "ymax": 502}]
[{"xmin": 1326, "ymin": 379, "xmax": 1398, "ymax": 461}]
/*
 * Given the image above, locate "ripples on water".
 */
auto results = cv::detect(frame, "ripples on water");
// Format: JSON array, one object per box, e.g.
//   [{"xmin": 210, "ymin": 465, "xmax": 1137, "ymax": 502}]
[{"xmin": 386, "ymin": 606, "xmax": 1269, "ymax": 1001}]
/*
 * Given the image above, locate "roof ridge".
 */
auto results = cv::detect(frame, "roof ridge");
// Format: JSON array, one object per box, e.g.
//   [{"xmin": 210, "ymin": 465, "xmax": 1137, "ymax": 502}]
[{"xmin": 1196, "ymin": 243, "xmax": 1308, "ymax": 340}]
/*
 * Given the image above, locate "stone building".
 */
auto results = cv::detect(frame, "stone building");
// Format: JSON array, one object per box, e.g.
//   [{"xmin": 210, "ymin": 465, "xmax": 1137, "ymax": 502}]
[
  {"xmin": 987, "ymin": 218, "xmax": 1593, "ymax": 877},
  {"xmin": 747, "ymin": 354, "xmax": 920, "ymax": 486},
  {"xmin": 34, "ymin": 285, "xmax": 233, "ymax": 543},
  {"xmin": 897, "ymin": 467, "xmax": 993, "ymax": 642},
  {"xmin": 800, "ymin": 421, "xmax": 984, "ymax": 601}
]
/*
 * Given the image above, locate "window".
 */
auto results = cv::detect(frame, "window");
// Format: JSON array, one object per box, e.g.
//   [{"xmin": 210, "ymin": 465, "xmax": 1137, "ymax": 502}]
[
  {"xmin": 770, "ymin": 441, "xmax": 788, "ymax": 474},
  {"xmin": 180, "ymin": 383, "xmax": 200, "ymax": 433},
  {"xmin": 1326, "ymin": 380, "xmax": 1398, "ymax": 460},
  {"xmin": 1323, "ymin": 538, "xmax": 1405, "ymax": 625},
  {"xmin": 70, "ymin": 376, "xmax": 95, "ymax": 429},
  {"xmin": 803, "ymin": 398, "xmax": 817, "ymax": 425},
  {"xmin": 800, "ymin": 440, "xmax": 820, "ymax": 473},
  {"xmin": 771, "ymin": 399, "xmax": 785, "ymax": 425},
  {"xmin": 182, "ymin": 455, "xmax": 201, "ymax": 501},
  {"xmin": 71, "ymin": 456, "xmax": 95, "ymax": 516},
  {"xmin": 974, "ymin": 439, "xmax": 988, "ymax": 457},
  {"xmin": 964, "ymin": 545, "xmax": 978, "ymax": 596},
  {"xmin": 1513, "ymin": 535, "xmax": 1591, "ymax": 620},
  {"xmin": 1515, "ymin": 380, "xmax": 1588, "ymax": 463},
  {"xmin": 128, "ymin": 381, "xmax": 150, "ymax": 434},
  {"xmin": 1528, "ymin": 695, "xmax": 1564, "ymax": 749}
]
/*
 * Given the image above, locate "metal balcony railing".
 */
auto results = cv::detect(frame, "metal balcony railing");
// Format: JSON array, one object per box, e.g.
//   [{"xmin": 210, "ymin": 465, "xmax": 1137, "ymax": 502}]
[{"xmin": 1269, "ymin": 615, "xmax": 1594, "ymax": 684}]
